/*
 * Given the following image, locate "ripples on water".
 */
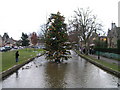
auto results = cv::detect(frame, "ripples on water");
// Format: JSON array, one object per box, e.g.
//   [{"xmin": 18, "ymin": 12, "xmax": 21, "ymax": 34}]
[{"xmin": 1, "ymin": 51, "xmax": 119, "ymax": 88}]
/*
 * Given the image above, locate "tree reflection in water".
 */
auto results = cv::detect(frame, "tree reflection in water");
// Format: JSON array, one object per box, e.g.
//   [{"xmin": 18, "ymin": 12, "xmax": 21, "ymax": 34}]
[{"xmin": 45, "ymin": 62, "xmax": 67, "ymax": 88}]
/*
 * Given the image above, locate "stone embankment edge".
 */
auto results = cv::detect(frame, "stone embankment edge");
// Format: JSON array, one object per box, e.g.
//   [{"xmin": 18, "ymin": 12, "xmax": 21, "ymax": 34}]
[
  {"xmin": 75, "ymin": 51, "xmax": 120, "ymax": 78},
  {"xmin": 0, "ymin": 54, "xmax": 43, "ymax": 79}
]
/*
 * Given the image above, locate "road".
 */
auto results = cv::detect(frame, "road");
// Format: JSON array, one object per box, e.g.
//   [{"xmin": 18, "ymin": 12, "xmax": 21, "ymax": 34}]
[{"xmin": 1, "ymin": 51, "xmax": 119, "ymax": 88}]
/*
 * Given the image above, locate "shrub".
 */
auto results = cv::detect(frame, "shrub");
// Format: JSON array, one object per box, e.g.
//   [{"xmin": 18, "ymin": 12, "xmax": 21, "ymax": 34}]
[
  {"xmin": 117, "ymin": 40, "xmax": 120, "ymax": 49},
  {"xmin": 94, "ymin": 48, "xmax": 119, "ymax": 54}
]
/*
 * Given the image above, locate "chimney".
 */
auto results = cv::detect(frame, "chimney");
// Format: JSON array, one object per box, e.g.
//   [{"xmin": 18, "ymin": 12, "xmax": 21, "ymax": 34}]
[{"xmin": 111, "ymin": 23, "xmax": 116, "ymax": 29}]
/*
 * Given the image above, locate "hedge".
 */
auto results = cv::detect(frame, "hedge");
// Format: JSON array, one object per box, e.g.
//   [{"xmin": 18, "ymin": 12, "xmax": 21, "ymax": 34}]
[{"xmin": 94, "ymin": 48, "xmax": 120, "ymax": 54}]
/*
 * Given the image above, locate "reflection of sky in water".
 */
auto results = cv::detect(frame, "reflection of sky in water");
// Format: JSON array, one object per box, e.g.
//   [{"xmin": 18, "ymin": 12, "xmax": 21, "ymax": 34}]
[
  {"xmin": 0, "ymin": 80, "xmax": 2, "ymax": 90},
  {"xmin": 1, "ymin": 51, "xmax": 119, "ymax": 88}
]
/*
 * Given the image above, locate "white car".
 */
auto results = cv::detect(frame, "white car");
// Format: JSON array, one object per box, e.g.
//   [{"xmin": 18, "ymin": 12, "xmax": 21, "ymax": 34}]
[
  {"xmin": 0, "ymin": 47, "xmax": 6, "ymax": 52},
  {"xmin": 14, "ymin": 46, "xmax": 18, "ymax": 49}
]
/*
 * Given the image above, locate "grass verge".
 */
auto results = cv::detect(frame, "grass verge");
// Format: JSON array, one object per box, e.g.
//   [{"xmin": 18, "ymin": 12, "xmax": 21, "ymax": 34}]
[
  {"xmin": 1, "ymin": 48, "xmax": 44, "ymax": 72},
  {"xmin": 76, "ymin": 50, "xmax": 120, "ymax": 72}
]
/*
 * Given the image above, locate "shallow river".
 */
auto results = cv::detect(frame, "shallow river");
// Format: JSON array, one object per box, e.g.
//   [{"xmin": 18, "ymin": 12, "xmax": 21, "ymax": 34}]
[{"xmin": 1, "ymin": 51, "xmax": 119, "ymax": 88}]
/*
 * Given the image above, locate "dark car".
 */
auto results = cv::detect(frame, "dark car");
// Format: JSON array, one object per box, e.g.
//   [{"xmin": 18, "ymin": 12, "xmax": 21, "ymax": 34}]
[{"xmin": 4, "ymin": 46, "xmax": 12, "ymax": 51}]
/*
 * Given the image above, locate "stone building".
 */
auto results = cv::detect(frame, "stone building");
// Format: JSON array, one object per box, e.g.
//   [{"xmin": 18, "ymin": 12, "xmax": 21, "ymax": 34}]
[
  {"xmin": 0, "ymin": 33, "xmax": 17, "ymax": 47},
  {"xmin": 68, "ymin": 30, "xmax": 100, "ymax": 48},
  {"xmin": 89, "ymin": 32, "xmax": 99, "ymax": 46},
  {"xmin": 107, "ymin": 23, "xmax": 120, "ymax": 48},
  {"xmin": 6, "ymin": 37, "xmax": 17, "ymax": 46}
]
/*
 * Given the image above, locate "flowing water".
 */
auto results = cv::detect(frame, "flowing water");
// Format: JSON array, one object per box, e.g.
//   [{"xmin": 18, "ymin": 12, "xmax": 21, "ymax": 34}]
[{"xmin": 1, "ymin": 51, "xmax": 119, "ymax": 88}]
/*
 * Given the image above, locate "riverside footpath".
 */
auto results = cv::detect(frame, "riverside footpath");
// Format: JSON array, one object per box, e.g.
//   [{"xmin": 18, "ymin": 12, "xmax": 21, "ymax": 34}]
[
  {"xmin": 75, "ymin": 50, "xmax": 120, "ymax": 78},
  {"xmin": 89, "ymin": 54, "xmax": 120, "ymax": 66}
]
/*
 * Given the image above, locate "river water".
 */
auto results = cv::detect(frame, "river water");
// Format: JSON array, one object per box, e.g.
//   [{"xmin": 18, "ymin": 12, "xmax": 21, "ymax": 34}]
[{"xmin": 1, "ymin": 51, "xmax": 119, "ymax": 88}]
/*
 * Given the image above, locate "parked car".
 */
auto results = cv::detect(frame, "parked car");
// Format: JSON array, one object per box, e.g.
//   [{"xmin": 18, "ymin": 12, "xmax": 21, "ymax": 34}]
[
  {"xmin": 41, "ymin": 46, "xmax": 45, "ymax": 49},
  {"xmin": 19, "ymin": 46, "xmax": 23, "ymax": 49},
  {"xmin": 31, "ymin": 45, "xmax": 45, "ymax": 49},
  {"xmin": 14, "ymin": 46, "xmax": 18, "ymax": 49},
  {"xmin": 5, "ymin": 46, "xmax": 12, "ymax": 51},
  {"xmin": 0, "ymin": 47, "xmax": 7, "ymax": 52}
]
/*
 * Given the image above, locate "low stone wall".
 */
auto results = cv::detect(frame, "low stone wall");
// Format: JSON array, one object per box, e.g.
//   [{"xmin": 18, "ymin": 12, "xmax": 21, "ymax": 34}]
[
  {"xmin": 0, "ymin": 54, "xmax": 43, "ymax": 79},
  {"xmin": 76, "ymin": 51, "xmax": 120, "ymax": 78}
]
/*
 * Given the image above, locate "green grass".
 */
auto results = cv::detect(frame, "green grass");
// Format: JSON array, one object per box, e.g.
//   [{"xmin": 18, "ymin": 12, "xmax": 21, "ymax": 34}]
[
  {"xmin": 0, "ymin": 52, "xmax": 2, "ymax": 73},
  {"xmin": 86, "ymin": 55, "xmax": 120, "ymax": 72},
  {"xmin": 1, "ymin": 48, "xmax": 44, "ymax": 72},
  {"xmin": 76, "ymin": 51, "xmax": 120, "ymax": 72}
]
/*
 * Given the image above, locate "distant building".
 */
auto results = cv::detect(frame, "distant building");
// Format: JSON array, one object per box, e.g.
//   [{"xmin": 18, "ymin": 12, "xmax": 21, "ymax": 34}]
[
  {"xmin": 107, "ymin": 23, "xmax": 120, "ymax": 48},
  {"xmin": 68, "ymin": 30, "xmax": 79, "ymax": 44},
  {"xmin": 6, "ymin": 37, "xmax": 17, "ymax": 46},
  {"xmin": 0, "ymin": 33, "xmax": 17, "ymax": 47},
  {"xmin": 89, "ymin": 32, "xmax": 99, "ymax": 45},
  {"xmin": 68, "ymin": 30, "xmax": 100, "ymax": 48},
  {"xmin": 28, "ymin": 33, "xmax": 32, "ymax": 46},
  {"xmin": 0, "ymin": 35, "xmax": 3, "ymax": 47}
]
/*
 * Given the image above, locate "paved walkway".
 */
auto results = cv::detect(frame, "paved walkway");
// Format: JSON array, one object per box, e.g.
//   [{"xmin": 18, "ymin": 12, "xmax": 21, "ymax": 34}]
[{"xmin": 89, "ymin": 54, "xmax": 120, "ymax": 66}]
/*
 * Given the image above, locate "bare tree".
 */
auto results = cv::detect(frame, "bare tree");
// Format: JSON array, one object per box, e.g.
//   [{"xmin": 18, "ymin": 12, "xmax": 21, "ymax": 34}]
[
  {"xmin": 37, "ymin": 24, "xmax": 47, "ymax": 44},
  {"xmin": 69, "ymin": 8, "xmax": 103, "ymax": 54},
  {"xmin": 39, "ymin": 24, "xmax": 47, "ymax": 38}
]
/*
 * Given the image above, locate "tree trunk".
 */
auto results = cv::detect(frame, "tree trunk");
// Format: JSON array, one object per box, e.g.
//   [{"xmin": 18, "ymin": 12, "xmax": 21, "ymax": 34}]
[
  {"xmin": 55, "ymin": 58, "xmax": 61, "ymax": 63},
  {"xmin": 84, "ymin": 39, "xmax": 90, "ymax": 55},
  {"xmin": 84, "ymin": 41, "xmax": 87, "ymax": 55},
  {"xmin": 85, "ymin": 46, "xmax": 88, "ymax": 55}
]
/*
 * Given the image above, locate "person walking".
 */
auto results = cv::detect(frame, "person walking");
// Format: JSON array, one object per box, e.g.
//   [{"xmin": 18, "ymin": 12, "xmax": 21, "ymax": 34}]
[{"xmin": 15, "ymin": 51, "xmax": 19, "ymax": 63}]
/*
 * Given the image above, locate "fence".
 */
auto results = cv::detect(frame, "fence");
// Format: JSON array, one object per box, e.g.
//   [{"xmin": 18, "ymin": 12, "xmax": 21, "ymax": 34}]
[{"xmin": 95, "ymin": 51, "xmax": 120, "ymax": 60}]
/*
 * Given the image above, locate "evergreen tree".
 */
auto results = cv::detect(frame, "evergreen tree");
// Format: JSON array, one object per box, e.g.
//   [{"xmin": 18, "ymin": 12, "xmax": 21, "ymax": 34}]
[
  {"xmin": 21, "ymin": 32, "xmax": 30, "ymax": 46},
  {"xmin": 3, "ymin": 33, "xmax": 9, "ymax": 43},
  {"xmin": 44, "ymin": 12, "xmax": 71, "ymax": 63}
]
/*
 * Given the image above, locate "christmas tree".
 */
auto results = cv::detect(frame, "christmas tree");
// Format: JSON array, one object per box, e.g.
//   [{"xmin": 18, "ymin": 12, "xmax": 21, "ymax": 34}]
[{"xmin": 44, "ymin": 12, "xmax": 71, "ymax": 63}]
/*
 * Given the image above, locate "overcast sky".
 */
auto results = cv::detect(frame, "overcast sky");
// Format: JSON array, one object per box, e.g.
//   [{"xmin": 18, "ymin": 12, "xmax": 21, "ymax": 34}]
[{"xmin": 0, "ymin": 0, "xmax": 119, "ymax": 40}]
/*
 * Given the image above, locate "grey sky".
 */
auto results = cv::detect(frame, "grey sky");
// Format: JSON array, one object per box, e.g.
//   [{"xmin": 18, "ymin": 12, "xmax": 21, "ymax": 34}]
[{"xmin": 0, "ymin": 0, "xmax": 119, "ymax": 40}]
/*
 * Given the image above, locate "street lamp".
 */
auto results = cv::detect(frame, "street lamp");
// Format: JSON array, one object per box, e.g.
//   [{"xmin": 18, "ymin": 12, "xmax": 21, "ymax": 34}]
[{"xmin": 98, "ymin": 33, "xmax": 100, "ymax": 59}]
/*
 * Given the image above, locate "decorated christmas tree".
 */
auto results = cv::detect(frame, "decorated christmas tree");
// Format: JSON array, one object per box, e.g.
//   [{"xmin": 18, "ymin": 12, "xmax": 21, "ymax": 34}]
[{"xmin": 44, "ymin": 12, "xmax": 71, "ymax": 63}]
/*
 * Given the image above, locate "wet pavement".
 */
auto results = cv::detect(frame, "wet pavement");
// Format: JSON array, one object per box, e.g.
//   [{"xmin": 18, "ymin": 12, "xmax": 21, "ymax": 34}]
[
  {"xmin": 89, "ymin": 54, "xmax": 120, "ymax": 65},
  {"xmin": 1, "ymin": 51, "xmax": 120, "ymax": 88}
]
